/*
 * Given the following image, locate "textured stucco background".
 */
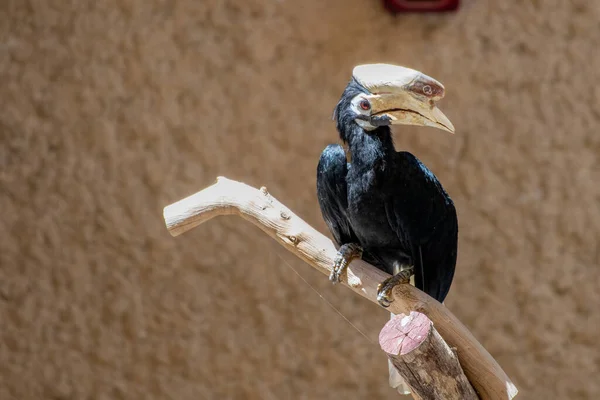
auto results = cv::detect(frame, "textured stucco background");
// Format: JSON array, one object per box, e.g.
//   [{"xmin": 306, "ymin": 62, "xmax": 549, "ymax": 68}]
[{"xmin": 1, "ymin": 0, "xmax": 599, "ymax": 399}]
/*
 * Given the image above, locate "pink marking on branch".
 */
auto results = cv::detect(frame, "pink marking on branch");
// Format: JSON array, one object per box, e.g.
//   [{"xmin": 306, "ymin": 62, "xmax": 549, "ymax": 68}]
[{"xmin": 379, "ymin": 311, "xmax": 432, "ymax": 356}]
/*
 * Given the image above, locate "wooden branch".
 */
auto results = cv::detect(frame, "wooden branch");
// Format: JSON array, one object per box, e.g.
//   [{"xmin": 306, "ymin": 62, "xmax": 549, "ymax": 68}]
[
  {"xmin": 380, "ymin": 311, "xmax": 478, "ymax": 399},
  {"xmin": 163, "ymin": 176, "xmax": 518, "ymax": 400}
]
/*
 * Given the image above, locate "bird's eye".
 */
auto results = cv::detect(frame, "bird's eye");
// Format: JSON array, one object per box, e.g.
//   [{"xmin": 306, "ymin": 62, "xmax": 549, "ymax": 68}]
[{"xmin": 359, "ymin": 99, "xmax": 371, "ymax": 111}]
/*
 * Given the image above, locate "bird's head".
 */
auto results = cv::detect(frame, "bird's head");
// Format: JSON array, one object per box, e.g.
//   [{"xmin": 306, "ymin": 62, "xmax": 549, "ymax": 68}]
[{"xmin": 334, "ymin": 63, "xmax": 455, "ymax": 142}]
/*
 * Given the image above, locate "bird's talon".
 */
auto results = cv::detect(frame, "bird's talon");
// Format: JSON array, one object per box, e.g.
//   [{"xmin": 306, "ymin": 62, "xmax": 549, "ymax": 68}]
[
  {"xmin": 376, "ymin": 266, "xmax": 413, "ymax": 308},
  {"xmin": 329, "ymin": 257, "xmax": 343, "ymax": 283},
  {"xmin": 329, "ymin": 270, "xmax": 340, "ymax": 284},
  {"xmin": 377, "ymin": 294, "xmax": 392, "ymax": 308},
  {"xmin": 329, "ymin": 243, "xmax": 363, "ymax": 285},
  {"xmin": 376, "ymin": 284, "xmax": 394, "ymax": 308}
]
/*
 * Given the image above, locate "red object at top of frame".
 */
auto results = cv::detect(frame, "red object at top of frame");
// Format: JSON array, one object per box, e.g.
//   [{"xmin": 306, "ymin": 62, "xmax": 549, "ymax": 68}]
[{"xmin": 383, "ymin": 0, "xmax": 460, "ymax": 13}]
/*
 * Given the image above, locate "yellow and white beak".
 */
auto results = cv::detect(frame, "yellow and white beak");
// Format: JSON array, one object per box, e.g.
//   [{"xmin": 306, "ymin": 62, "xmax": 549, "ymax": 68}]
[{"xmin": 353, "ymin": 64, "xmax": 455, "ymax": 133}]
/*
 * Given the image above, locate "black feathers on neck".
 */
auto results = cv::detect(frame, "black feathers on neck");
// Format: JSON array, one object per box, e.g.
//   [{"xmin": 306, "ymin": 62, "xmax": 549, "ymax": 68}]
[
  {"xmin": 346, "ymin": 125, "xmax": 394, "ymax": 173},
  {"xmin": 333, "ymin": 78, "xmax": 395, "ymax": 171}
]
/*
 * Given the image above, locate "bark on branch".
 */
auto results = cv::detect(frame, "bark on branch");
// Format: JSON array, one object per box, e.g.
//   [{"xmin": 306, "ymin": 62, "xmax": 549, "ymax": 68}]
[
  {"xmin": 162, "ymin": 176, "xmax": 518, "ymax": 400},
  {"xmin": 380, "ymin": 311, "xmax": 478, "ymax": 399}
]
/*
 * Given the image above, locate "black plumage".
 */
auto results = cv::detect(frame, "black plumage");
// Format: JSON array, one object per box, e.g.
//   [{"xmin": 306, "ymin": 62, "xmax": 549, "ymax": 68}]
[{"xmin": 317, "ymin": 78, "xmax": 458, "ymax": 304}]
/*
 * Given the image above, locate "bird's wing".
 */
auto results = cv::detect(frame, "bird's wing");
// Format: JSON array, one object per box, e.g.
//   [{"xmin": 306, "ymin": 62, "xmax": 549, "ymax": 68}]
[
  {"xmin": 316, "ymin": 144, "xmax": 358, "ymax": 247},
  {"xmin": 385, "ymin": 151, "xmax": 458, "ymax": 303}
]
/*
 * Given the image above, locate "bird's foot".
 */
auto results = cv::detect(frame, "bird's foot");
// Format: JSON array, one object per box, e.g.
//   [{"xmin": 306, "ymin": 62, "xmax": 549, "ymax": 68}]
[
  {"xmin": 330, "ymin": 243, "xmax": 363, "ymax": 284},
  {"xmin": 377, "ymin": 265, "xmax": 414, "ymax": 308}
]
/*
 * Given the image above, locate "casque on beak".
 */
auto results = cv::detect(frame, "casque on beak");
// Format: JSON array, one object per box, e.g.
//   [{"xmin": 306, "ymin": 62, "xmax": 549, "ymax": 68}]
[{"xmin": 353, "ymin": 64, "xmax": 455, "ymax": 133}]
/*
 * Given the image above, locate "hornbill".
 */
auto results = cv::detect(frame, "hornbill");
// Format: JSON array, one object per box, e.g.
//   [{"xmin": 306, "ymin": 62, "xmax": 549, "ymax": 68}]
[{"xmin": 316, "ymin": 64, "xmax": 458, "ymax": 393}]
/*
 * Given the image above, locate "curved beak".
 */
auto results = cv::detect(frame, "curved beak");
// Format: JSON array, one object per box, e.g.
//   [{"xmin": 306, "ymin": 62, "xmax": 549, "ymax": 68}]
[
  {"xmin": 353, "ymin": 64, "xmax": 455, "ymax": 133},
  {"xmin": 367, "ymin": 93, "xmax": 455, "ymax": 133}
]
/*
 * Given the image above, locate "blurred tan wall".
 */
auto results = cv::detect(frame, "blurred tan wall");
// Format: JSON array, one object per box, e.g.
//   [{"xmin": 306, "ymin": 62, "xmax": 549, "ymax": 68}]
[{"xmin": 1, "ymin": 1, "xmax": 599, "ymax": 399}]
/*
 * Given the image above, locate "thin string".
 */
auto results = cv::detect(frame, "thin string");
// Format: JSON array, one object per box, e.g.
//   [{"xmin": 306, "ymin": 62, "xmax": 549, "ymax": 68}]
[{"xmin": 274, "ymin": 250, "xmax": 375, "ymax": 346}]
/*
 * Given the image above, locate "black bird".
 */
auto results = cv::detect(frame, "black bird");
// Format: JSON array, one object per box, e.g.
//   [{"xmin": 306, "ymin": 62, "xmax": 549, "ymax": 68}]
[
  {"xmin": 317, "ymin": 64, "xmax": 458, "ymax": 394},
  {"xmin": 317, "ymin": 63, "xmax": 458, "ymax": 308}
]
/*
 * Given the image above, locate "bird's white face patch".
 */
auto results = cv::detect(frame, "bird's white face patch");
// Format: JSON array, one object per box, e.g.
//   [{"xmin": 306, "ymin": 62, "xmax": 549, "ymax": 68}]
[{"xmin": 350, "ymin": 94, "xmax": 376, "ymax": 131}]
